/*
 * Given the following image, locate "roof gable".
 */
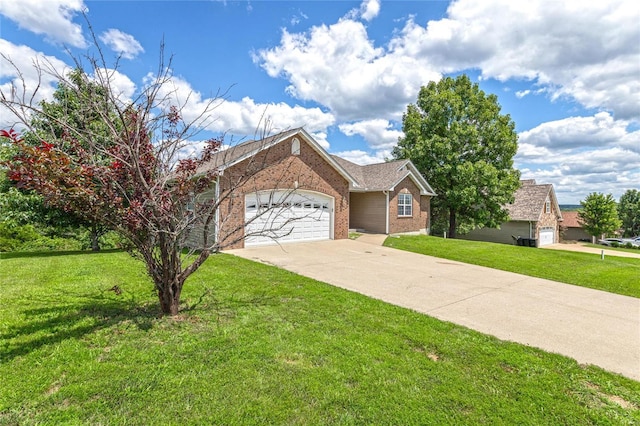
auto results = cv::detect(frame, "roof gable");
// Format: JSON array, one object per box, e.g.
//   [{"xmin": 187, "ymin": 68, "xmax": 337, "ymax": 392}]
[
  {"xmin": 507, "ymin": 179, "xmax": 562, "ymax": 222},
  {"xmin": 197, "ymin": 128, "xmax": 358, "ymax": 187},
  {"xmin": 332, "ymin": 156, "xmax": 436, "ymax": 196}
]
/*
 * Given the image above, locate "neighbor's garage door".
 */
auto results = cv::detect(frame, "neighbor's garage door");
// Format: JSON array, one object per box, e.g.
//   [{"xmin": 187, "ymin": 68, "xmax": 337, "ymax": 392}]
[
  {"xmin": 539, "ymin": 227, "xmax": 555, "ymax": 246},
  {"xmin": 245, "ymin": 191, "xmax": 332, "ymax": 247}
]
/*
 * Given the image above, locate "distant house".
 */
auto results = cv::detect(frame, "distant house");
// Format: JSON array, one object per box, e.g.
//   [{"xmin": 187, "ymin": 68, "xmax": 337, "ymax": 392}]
[
  {"xmin": 460, "ymin": 179, "xmax": 563, "ymax": 247},
  {"xmin": 560, "ymin": 211, "xmax": 591, "ymax": 242}
]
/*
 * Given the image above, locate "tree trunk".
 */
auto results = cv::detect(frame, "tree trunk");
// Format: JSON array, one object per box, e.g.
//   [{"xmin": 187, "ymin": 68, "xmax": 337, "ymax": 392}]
[
  {"xmin": 158, "ymin": 281, "xmax": 182, "ymax": 316},
  {"xmin": 90, "ymin": 224, "xmax": 100, "ymax": 251},
  {"xmin": 448, "ymin": 209, "xmax": 457, "ymax": 239}
]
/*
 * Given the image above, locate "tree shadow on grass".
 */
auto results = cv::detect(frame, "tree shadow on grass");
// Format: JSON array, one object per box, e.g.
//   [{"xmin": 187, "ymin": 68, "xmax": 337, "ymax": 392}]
[
  {"xmin": 0, "ymin": 290, "xmax": 156, "ymax": 363},
  {"xmin": 0, "ymin": 249, "xmax": 123, "ymax": 260}
]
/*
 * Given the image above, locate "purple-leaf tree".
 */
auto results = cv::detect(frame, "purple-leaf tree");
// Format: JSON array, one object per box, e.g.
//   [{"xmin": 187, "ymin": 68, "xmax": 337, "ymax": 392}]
[{"xmin": 1, "ymin": 47, "xmax": 245, "ymax": 316}]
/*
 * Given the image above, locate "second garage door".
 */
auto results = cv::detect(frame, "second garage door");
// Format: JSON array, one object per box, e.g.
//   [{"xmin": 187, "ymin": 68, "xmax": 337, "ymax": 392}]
[
  {"xmin": 245, "ymin": 190, "xmax": 333, "ymax": 247},
  {"xmin": 539, "ymin": 227, "xmax": 555, "ymax": 246}
]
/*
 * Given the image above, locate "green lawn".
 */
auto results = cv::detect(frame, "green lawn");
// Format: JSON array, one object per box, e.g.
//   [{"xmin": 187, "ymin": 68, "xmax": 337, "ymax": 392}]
[
  {"xmin": 1, "ymin": 251, "xmax": 639, "ymax": 424},
  {"xmin": 384, "ymin": 235, "xmax": 640, "ymax": 298}
]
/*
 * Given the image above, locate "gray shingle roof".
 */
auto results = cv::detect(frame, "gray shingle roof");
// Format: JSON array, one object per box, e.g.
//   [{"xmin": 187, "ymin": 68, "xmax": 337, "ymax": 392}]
[
  {"xmin": 506, "ymin": 179, "xmax": 559, "ymax": 221},
  {"xmin": 196, "ymin": 128, "xmax": 301, "ymax": 174},
  {"xmin": 332, "ymin": 156, "xmax": 435, "ymax": 194}
]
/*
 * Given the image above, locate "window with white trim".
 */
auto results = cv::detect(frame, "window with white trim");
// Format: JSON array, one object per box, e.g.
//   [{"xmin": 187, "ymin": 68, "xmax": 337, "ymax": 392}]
[
  {"xmin": 545, "ymin": 197, "xmax": 551, "ymax": 214},
  {"xmin": 398, "ymin": 193, "xmax": 413, "ymax": 217}
]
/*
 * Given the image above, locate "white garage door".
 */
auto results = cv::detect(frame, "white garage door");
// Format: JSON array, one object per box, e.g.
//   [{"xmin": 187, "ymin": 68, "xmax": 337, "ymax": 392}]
[
  {"xmin": 539, "ymin": 227, "xmax": 555, "ymax": 246},
  {"xmin": 245, "ymin": 191, "xmax": 332, "ymax": 247}
]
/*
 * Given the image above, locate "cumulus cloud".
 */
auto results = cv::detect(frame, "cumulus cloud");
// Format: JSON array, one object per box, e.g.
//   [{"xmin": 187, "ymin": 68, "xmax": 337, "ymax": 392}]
[
  {"xmin": 516, "ymin": 112, "xmax": 640, "ymax": 202},
  {"xmin": 146, "ymin": 74, "xmax": 335, "ymax": 142},
  {"xmin": 0, "ymin": 39, "xmax": 71, "ymax": 127},
  {"xmin": 347, "ymin": 0, "xmax": 381, "ymax": 22},
  {"xmin": 338, "ymin": 119, "xmax": 402, "ymax": 150},
  {"xmin": 255, "ymin": 17, "xmax": 441, "ymax": 121},
  {"xmin": 518, "ymin": 112, "xmax": 630, "ymax": 150},
  {"xmin": 92, "ymin": 68, "xmax": 137, "ymax": 105},
  {"xmin": 0, "ymin": 0, "xmax": 87, "ymax": 48},
  {"xmin": 332, "ymin": 149, "xmax": 389, "ymax": 165},
  {"xmin": 99, "ymin": 29, "xmax": 144, "ymax": 60},
  {"xmin": 400, "ymin": 0, "xmax": 640, "ymax": 120}
]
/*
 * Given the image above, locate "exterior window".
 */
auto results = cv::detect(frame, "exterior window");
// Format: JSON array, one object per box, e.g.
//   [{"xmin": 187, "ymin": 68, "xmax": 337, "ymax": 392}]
[
  {"xmin": 291, "ymin": 138, "xmax": 301, "ymax": 155},
  {"xmin": 545, "ymin": 198, "xmax": 551, "ymax": 214},
  {"xmin": 398, "ymin": 193, "xmax": 413, "ymax": 217}
]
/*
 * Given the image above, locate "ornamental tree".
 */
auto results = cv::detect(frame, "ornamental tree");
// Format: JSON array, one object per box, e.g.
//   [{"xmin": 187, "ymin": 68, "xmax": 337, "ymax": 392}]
[
  {"xmin": 578, "ymin": 192, "xmax": 622, "ymax": 240},
  {"xmin": 393, "ymin": 75, "xmax": 521, "ymax": 238},
  {"xmin": 0, "ymin": 49, "xmax": 274, "ymax": 316}
]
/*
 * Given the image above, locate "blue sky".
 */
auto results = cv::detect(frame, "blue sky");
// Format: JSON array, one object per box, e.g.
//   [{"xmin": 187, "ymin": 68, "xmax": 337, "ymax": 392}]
[{"xmin": 1, "ymin": 0, "xmax": 638, "ymax": 203}]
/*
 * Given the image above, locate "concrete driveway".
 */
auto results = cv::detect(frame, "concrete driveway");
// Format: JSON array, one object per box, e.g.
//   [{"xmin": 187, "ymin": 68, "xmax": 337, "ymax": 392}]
[{"xmin": 230, "ymin": 239, "xmax": 640, "ymax": 381}]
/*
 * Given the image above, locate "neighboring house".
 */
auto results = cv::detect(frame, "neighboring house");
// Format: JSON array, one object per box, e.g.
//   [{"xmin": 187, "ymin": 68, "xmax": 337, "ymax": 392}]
[
  {"xmin": 560, "ymin": 211, "xmax": 591, "ymax": 242},
  {"xmin": 187, "ymin": 128, "xmax": 435, "ymax": 249},
  {"xmin": 461, "ymin": 179, "xmax": 563, "ymax": 247}
]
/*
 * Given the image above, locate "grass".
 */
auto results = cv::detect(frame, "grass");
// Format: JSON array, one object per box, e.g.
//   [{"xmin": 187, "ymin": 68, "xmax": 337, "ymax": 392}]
[
  {"xmin": 384, "ymin": 235, "xmax": 640, "ymax": 298},
  {"xmin": 1, "ymin": 250, "xmax": 639, "ymax": 424}
]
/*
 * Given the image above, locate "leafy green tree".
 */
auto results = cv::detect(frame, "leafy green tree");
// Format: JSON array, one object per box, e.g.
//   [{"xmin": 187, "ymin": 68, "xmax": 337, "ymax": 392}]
[
  {"xmin": 618, "ymin": 189, "xmax": 640, "ymax": 237},
  {"xmin": 393, "ymin": 75, "xmax": 521, "ymax": 238},
  {"xmin": 0, "ymin": 70, "xmax": 109, "ymax": 250},
  {"xmin": 578, "ymin": 193, "xmax": 622, "ymax": 239}
]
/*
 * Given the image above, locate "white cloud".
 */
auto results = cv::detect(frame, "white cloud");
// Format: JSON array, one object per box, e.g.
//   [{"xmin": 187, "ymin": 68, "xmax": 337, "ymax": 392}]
[
  {"xmin": 400, "ymin": 0, "xmax": 640, "ymax": 121},
  {"xmin": 255, "ymin": 18, "xmax": 440, "ymax": 121},
  {"xmin": 146, "ymin": 74, "xmax": 335, "ymax": 141},
  {"xmin": 338, "ymin": 119, "xmax": 402, "ymax": 150},
  {"xmin": 0, "ymin": 0, "xmax": 87, "ymax": 48},
  {"xmin": 347, "ymin": 0, "xmax": 381, "ymax": 22},
  {"xmin": 332, "ymin": 149, "xmax": 389, "ymax": 165},
  {"xmin": 0, "ymin": 39, "xmax": 71, "ymax": 127},
  {"xmin": 518, "ymin": 112, "xmax": 630, "ymax": 150},
  {"xmin": 92, "ymin": 68, "xmax": 137, "ymax": 105},
  {"xmin": 99, "ymin": 29, "xmax": 144, "ymax": 60},
  {"xmin": 516, "ymin": 112, "xmax": 640, "ymax": 203}
]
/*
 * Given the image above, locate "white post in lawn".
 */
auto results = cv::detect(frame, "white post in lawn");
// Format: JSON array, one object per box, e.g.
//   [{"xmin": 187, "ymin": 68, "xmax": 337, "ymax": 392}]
[{"xmin": 601, "ymin": 249, "xmax": 605, "ymax": 260}]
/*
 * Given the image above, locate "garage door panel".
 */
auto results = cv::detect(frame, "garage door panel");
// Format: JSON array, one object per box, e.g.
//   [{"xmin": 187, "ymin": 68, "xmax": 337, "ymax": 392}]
[
  {"xmin": 245, "ymin": 191, "xmax": 332, "ymax": 246},
  {"xmin": 539, "ymin": 227, "xmax": 555, "ymax": 246}
]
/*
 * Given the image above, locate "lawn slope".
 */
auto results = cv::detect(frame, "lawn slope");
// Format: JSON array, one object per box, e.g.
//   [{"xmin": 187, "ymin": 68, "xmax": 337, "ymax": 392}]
[
  {"xmin": 1, "ymin": 251, "xmax": 638, "ymax": 424},
  {"xmin": 384, "ymin": 235, "xmax": 640, "ymax": 298}
]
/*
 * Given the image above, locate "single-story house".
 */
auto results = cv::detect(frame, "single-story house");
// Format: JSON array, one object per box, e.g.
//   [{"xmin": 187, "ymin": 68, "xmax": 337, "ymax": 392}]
[
  {"xmin": 187, "ymin": 128, "xmax": 436, "ymax": 249},
  {"xmin": 559, "ymin": 211, "xmax": 591, "ymax": 242},
  {"xmin": 460, "ymin": 179, "xmax": 563, "ymax": 247}
]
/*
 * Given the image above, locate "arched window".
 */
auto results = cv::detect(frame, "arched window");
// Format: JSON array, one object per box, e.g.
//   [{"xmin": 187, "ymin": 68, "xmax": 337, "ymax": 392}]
[{"xmin": 291, "ymin": 138, "xmax": 301, "ymax": 155}]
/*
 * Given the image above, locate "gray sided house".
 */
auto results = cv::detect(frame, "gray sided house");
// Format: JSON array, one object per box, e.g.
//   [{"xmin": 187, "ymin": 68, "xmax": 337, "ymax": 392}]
[
  {"xmin": 560, "ymin": 211, "xmax": 591, "ymax": 242},
  {"xmin": 461, "ymin": 179, "xmax": 563, "ymax": 247},
  {"xmin": 186, "ymin": 128, "xmax": 435, "ymax": 250}
]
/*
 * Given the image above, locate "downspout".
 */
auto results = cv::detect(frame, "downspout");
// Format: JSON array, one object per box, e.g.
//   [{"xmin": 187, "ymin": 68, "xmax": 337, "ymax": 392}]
[
  {"xmin": 384, "ymin": 191, "xmax": 390, "ymax": 234},
  {"xmin": 214, "ymin": 175, "xmax": 220, "ymax": 243},
  {"xmin": 529, "ymin": 221, "xmax": 533, "ymax": 239}
]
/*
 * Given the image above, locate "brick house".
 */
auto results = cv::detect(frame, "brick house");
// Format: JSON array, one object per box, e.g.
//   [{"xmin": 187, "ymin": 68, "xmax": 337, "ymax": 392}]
[
  {"xmin": 332, "ymin": 156, "xmax": 436, "ymax": 235},
  {"xmin": 187, "ymin": 128, "xmax": 435, "ymax": 249},
  {"xmin": 461, "ymin": 179, "xmax": 563, "ymax": 247}
]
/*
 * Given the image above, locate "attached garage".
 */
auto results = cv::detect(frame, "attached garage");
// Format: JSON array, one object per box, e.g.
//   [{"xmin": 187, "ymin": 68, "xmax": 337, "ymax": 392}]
[
  {"xmin": 538, "ymin": 227, "xmax": 555, "ymax": 246},
  {"xmin": 244, "ymin": 190, "xmax": 333, "ymax": 247}
]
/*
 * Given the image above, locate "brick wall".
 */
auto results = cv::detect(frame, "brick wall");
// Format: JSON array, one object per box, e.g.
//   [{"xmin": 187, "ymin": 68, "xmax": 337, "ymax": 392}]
[
  {"xmin": 216, "ymin": 135, "xmax": 350, "ymax": 249},
  {"xmin": 535, "ymin": 196, "xmax": 560, "ymax": 243},
  {"xmin": 388, "ymin": 176, "xmax": 429, "ymax": 234}
]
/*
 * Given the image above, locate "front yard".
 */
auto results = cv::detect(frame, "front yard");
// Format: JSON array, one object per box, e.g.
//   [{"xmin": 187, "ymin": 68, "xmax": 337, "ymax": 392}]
[
  {"xmin": 384, "ymin": 235, "xmax": 640, "ymax": 298},
  {"xmin": 1, "ymin": 250, "xmax": 638, "ymax": 424}
]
